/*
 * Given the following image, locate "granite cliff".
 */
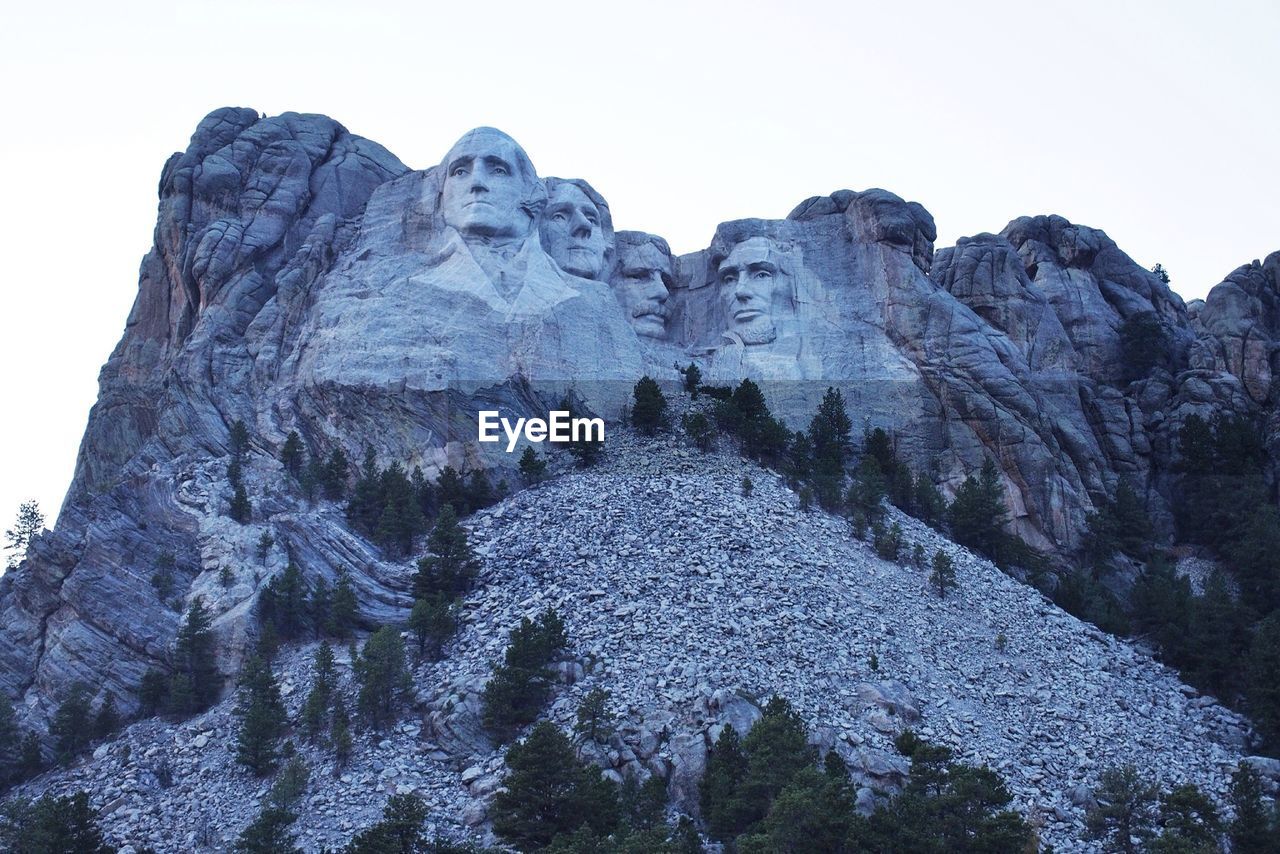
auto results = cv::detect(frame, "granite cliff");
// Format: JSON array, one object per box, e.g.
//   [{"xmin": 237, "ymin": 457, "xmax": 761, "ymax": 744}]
[{"xmin": 2, "ymin": 109, "xmax": 1279, "ymax": 842}]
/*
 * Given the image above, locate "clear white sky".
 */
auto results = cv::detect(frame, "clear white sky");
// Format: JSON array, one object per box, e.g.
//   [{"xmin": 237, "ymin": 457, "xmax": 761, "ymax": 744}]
[{"xmin": 1, "ymin": 0, "xmax": 1277, "ymax": 532}]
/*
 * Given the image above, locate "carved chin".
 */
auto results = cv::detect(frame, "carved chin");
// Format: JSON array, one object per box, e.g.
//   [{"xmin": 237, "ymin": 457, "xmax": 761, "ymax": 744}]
[
  {"xmin": 632, "ymin": 315, "xmax": 667, "ymax": 338},
  {"xmin": 736, "ymin": 319, "xmax": 777, "ymax": 345}
]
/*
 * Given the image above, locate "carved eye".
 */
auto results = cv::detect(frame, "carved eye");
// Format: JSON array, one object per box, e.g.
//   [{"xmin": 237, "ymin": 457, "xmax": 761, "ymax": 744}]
[
  {"xmin": 492, "ymin": 165, "xmax": 509, "ymax": 176},
  {"xmin": 753, "ymin": 270, "xmax": 772, "ymax": 279},
  {"xmin": 451, "ymin": 166, "xmax": 468, "ymax": 178},
  {"xmin": 721, "ymin": 273, "xmax": 736, "ymax": 285},
  {"xmin": 551, "ymin": 212, "xmax": 567, "ymax": 222}
]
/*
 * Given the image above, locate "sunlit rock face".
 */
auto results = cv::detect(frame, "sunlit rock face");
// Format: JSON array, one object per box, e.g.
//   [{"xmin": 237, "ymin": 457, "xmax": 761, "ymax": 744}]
[{"xmin": 2, "ymin": 109, "xmax": 1276, "ymax": 734}]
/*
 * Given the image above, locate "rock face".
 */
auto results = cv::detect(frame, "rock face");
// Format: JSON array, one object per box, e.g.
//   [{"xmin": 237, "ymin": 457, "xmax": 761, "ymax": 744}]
[
  {"xmin": 8, "ymin": 434, "xmax": 1252, "ymax": 852},
  {"xmin": 2, "ymin": 107, "xmax": 1278, "ymax": 764}
]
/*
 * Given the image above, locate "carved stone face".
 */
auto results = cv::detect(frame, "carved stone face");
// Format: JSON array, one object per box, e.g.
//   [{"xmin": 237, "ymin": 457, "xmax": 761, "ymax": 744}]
[
  {"xmin": 613, "ymin": 242, "xmax": 672, "ymax": 338},
  {"xmin": 719, "ymin": 237, "xmax": 784, "ymax": 345},
  {"xmin": 440, "ymin": 129, "xmax": 534, "ymax": 239},
  {"xmin": 540, "ymin": 183, "xmax": 608, "ymax": 279}
]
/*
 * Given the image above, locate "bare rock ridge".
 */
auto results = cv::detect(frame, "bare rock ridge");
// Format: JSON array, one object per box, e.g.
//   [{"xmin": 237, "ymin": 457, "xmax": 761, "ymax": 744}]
[{"xmin": 1, "ymin": 107, "xmax": 1278, "ymax": 775}]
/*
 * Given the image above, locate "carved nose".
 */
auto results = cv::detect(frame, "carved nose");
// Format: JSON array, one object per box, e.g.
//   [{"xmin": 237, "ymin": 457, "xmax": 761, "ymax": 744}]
[{"xmin": 570, "ymin": 212, "xmax": 592, "ymax": 238}]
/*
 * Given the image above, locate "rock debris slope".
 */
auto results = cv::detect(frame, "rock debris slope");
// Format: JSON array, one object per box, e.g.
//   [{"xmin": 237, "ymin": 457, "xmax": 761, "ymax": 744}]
[{"xmin": 16, "ymin": 434, "xmax": 1250, "ymax": 853}]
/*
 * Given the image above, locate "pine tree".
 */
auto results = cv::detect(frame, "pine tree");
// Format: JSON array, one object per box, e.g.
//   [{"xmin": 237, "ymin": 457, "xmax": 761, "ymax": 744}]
[
  {"xmin": 631, "ymin": 376, "xmax": 669, "ymax": 435},
  {"xmin": 234, "ymin": 655, "xmax": 287, "ymax": 776},
  {"xmin": 847, "ymin": 455, "xmax": 886, "ymax": 521},
  {"xmin": 280, "ymin": 431, "xmax": 304, "ymax": 477},
  {"xmin": 1085, "ymin": 765, "xmax": 1159, "ymax": 854},
  {"xmin": 930, "ymin": 550, "xmax": 956, "ymax": 598},
  {"xmin": 346, "ymin": 447, "xmax": 384, "ymax": 533},
  {"xmin": 561, "ymin": 396, "xmax": 604, "ymax": 468},
  {"xmin": 229, "ymin": 482, "xmax": 252, "ymax": 524},
  {"xmin": 374, "ymin": 462, "xmax": 427, "ymax": 557},
  {"xmin": 300, "ymin": 685, "xmax": 328, "ymax": 745},
  {"xmin": 1152, "ymin": 783, "xmax": 1220, "ymax": 851},
  {"xmin": 1119, "ymin": 311, "xmax": 1169, "ymax": 381},
  {"xmin": 1245, "ymin": 612, "xmax": 1280, "ymax": 752},
  {"xmin": 518, "ymin": 447, "xmax": 548, "ymax": 484},
  {"xmin": 255, "ymin": 531, "xmax": 274, "ymax": 563},
  {"xmin": 723, "ymin": 379, "xmax": 788, "ymax": 462},
  {"xmin": 308, "ymin": 577, "xmax": 331, "ymax": 640},
  {"xmin": 946, "ymin": 458, "xmax": 1006, "ymax": 563},
  {"xmin": 51, "ymin": 683, "xmax": 92, "ymax": 764},
  {"xmin": 342, "ymin": 793, "xmax": 430, "ymax": 854},
  {"xmin": 18, "ymin": 731, "xmax": 42, "ymax": 780},
  {"xmin": 355, "ymin": 627, "xmax": 411, "ymax": 729},
  {"xmin": 465, "ymin": 469, "xmax": 496, "ymax": 512},
  {"xmin": 873, "ymin": 521, "xmax": 903, "ymax": 562},
  {"xmin": 170, "ymin": 598, "xmax": 220, "ymax": 716},
  {"xmin": 230, "ymin": 420, "xmax": 251, "ymax": 456},
  {"xmin": 4, "ymin": 499, "xmax": 44, "ymax": 570},
  {"xmin": 912, "ymin": 472, "xmax": 945, "ymax": 527},
  {"xmin": 331, "ymin": 697, "xmax": 352, "ymax": 769},
  {"xmin": 683, "ymin": 411, "xmax": 714, "ymax": 452},
  {"xmin": 731, "ymin": 697, "xmax": 815, "ymax": 834},
  {"xmin": 574, "ymin": 687, "xmax": 614, "ymax": 744},
  {"xmin": 327, "ymin": 570, "xmax": 359, "ymax": 639},
  {"xmin": 137, "ymin": 669, "xmax": 169, "ymax": 717},
  {"xmin": 323, "ymin": 448, "xmax": 350, "ymax": 500},
  {"xmin": 0, "ymin": 791, "xmax": 114, "ymax": 853},
  {"xmin": 410, "ymin": 465, "xmax": 435, "ymax": 519},
  {"xmin": 413, "ymin": 505, "xmax": 479, "ymax": 600},
  {"xmin": 1227, "ymin": 505, "xmax": 1280, "ymax": 613},
  {"xmin": 301, "ymin": 451, "xmax": 325, "ymax": 504},
  {"xmin": 1186, "ymin": 570, "xmax": 1247, "ymax": 698},
  {"xmin": 234, "ymin": 804, "xmax": 300, "ymax": 854},
  {"xmin": 268, "ymin": 755, "xmax": 311, "ymax": 809},
  {"xmin": 300, "ymin": 642, "xmax": 336, "ymax": 744},
  {"xmin": 261, "ymin": 563, "xmax": 311, "ymax": 641},
  {"xmin": 435, "ymin": 466, "xmax": 468, "ymax": 514},
  {"xmin": 482, "ymin": 610, "xmax": 568, "ymax": 740},
  {"xmin": 741, "ymin": 476, "xmax": 753, "ymax": 498},
  {"xmin": 808, "ymin": 387, "xmax": 853, "ymax": 474},
  {"xmin": 408, "ymin": 596, "xmax": 456, "ymax": 660},
  {"xmin": 93, "ymin": 693, "xmax": 118, "ymax": 741},
  {"xmin": 1228, "ymin": 765, "xmax": 1275, "ymax": 853},
  {"xmin": 680, "ymin": 362, "xmax": 702, "ymax": 397},
  {"xmin": 701, "ymin": 724, "xmax": 749, "ymax": 841},
  {"xmin": 491, "ymin": 721, "xmax": 620, "ymax": 850},
  {"xmin": 0, "ymin": 694, "xmax": 18, "ymax": 783}
]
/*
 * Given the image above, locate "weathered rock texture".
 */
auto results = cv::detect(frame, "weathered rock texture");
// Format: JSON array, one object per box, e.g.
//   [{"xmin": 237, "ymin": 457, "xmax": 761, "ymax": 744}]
[
  {"xmin": 9, "ymin": 433, "xmax": 1257, "ymax": 853},
  {"xmin": 2, "ymin": 108, "xmax": 1278, "ymax": 788}
]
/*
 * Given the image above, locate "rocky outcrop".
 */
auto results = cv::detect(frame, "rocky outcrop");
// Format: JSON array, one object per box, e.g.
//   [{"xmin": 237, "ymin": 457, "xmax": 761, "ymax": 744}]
[
  {"xmin": 10, "ymin": 433, "xmax": 1253, "ymax": 852},
  {"xmin": 1191, "ymin": 252, "xmax": 1280, "ymax": 405},
  {"xmin": 3, "ymin": 106, "xmax": 1279, "ymax": 765}
]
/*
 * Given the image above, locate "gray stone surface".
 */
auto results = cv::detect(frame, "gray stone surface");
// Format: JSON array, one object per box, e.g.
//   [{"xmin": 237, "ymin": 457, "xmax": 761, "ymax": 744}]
[
  {"xmin": 10, "ymin": 431, "xmax": 1254, "ymax": 852},
  {"xmin": 3, "ymin": 109, "xmax": 1280, "ymax": 849}
]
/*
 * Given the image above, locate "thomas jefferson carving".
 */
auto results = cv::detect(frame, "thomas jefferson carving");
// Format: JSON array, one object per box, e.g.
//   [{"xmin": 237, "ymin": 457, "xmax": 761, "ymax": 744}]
[{"xmin": 540, "ymin": 178, "xmax": 613, "ymax": 281}]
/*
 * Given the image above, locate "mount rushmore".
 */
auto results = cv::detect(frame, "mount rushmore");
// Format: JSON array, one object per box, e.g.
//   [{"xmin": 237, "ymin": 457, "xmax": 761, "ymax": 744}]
[{"xmin": 1, "ymin": 107, "xmax": 1278, "ymax": 732}]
